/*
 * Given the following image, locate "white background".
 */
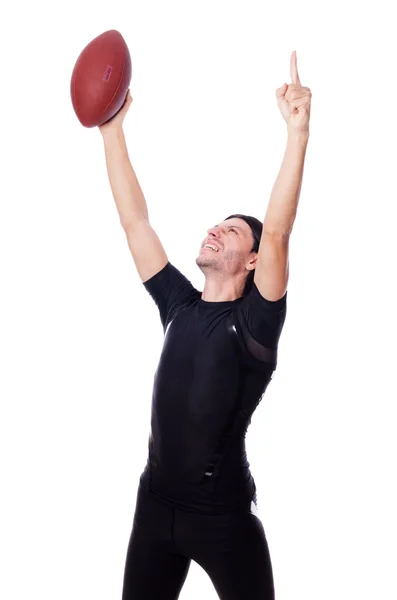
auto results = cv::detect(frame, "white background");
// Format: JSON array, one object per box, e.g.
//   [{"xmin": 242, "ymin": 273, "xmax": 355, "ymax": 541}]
[{"xmin": 1, "ymin": 1, "xmax": 396, "ymax": 599}]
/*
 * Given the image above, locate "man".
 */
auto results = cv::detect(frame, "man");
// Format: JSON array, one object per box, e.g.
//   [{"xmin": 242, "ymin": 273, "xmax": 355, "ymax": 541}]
[{"xmin": 99, "ymin": 51, "xmax": 311, "ymax": 600}]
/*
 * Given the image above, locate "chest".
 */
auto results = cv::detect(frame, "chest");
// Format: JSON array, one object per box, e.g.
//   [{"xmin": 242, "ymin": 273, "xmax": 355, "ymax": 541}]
[
  {"xmin": 161, "ymin": 309, "xmax": 240, "ymax": 374},
  {"xmin": 154, "ymin": 310, "xmax": 242, "ymax": 420}
]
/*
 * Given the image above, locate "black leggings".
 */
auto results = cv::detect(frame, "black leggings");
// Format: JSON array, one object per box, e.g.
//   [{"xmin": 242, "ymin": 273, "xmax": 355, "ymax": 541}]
[{"xmin": 121, "ymin": 482, "xmax": 275, "ymax": 600}]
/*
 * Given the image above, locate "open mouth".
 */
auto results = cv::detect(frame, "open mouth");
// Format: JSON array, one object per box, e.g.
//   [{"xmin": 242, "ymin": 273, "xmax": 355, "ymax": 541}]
[{"xmin": 202, "ymin": 244, "xmax": 219, "ymax": 252}]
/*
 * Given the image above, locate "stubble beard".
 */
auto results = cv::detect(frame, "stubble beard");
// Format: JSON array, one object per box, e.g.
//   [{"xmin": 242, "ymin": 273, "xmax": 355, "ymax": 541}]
[
  {"xmin": 196, "ymin": 253, "xmax": 221, "ymax": 270},
  {"xmin": 196, "ymin": 249, "xmax": 245, "ymax": 275}
]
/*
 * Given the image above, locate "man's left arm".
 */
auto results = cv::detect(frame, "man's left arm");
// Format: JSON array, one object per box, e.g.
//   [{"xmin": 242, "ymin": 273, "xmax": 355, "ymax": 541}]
[{"xmin": 254, "ymin": 51, "xmax": 312, "ymax": 301}]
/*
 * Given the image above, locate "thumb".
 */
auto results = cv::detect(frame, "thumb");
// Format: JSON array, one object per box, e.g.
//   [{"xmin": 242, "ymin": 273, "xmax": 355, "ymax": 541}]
[
  {"xmin": 124, "ymin": 90, "xmax": 133, "ymax": 106},
  {"xmin": 120, "ymin": 90, "xmax": 133, "ymax": 116},
  {"xmin": 276, "ymin": 83, "xmax": 288, "ymax": 99}
]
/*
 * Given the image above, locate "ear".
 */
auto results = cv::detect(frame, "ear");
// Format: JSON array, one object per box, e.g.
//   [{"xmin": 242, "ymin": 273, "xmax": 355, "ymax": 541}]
[{"xmin": 245, "ymin": 253, "xmax": 257, "ymax": 272}]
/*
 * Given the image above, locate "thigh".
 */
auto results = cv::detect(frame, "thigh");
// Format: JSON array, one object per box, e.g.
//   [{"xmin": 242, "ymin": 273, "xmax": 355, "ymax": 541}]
[
  {"xmin": 122, "ymin": 485, "xmax": 191, "ymax": 600},
  {"xmin": 194, "ymin": 507, "xmax": 275, "ymax": 600}
]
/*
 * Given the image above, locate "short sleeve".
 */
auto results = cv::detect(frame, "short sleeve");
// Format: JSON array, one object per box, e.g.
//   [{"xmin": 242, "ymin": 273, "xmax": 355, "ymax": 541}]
[
  {"xmin": 236, "ymin": 282, "xmax": 287, "ymax": 351},
  {"xmin": 143, "ymin": 262, "xmax": 200, "ymax": 332}
]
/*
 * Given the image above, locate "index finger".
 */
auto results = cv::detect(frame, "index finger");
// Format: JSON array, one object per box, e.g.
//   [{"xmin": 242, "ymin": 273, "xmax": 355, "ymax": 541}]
[{"xmin": 290, "ymin": 51, "xmax": 301, "ymax": 85}]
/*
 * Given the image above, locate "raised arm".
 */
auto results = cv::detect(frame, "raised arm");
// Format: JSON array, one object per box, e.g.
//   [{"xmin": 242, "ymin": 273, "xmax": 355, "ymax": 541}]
[
  {"xmin": 254, "ymin": 51, "xmax": 311, "ymax": 301},
  {"xmin": 99, "ymin": 92, "xmax": 168, "ymax": 283}
]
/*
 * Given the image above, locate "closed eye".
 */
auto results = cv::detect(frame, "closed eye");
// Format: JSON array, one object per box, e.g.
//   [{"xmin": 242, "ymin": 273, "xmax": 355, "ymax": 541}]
[{"xmin": 229, "ymin": 228, "xmax": 237, "ymax": 233}]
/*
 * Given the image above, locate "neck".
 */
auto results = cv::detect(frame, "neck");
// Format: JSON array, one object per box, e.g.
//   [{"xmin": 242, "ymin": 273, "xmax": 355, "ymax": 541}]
[{"xmin": 201, "ymin": 274, "xmax": 246, "ymax": 302}]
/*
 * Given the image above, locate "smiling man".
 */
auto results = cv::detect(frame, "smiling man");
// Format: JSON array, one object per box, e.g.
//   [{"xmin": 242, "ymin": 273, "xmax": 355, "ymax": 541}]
[{"xmin": 99, "ymin": 51, "xmax": 311, "ymax": 600}]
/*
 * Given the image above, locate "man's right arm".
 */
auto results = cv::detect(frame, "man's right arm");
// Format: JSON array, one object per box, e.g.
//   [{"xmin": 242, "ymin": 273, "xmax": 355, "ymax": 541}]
[{"xmin": 99, "ymin": 93, "xmax": 168, "ymax": 283}]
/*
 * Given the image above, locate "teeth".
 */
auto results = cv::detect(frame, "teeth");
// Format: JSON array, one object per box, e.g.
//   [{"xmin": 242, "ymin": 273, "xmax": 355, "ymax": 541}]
[{"xmin": 204, "ymin": 244, "xmax": 218, "ymax": 252}]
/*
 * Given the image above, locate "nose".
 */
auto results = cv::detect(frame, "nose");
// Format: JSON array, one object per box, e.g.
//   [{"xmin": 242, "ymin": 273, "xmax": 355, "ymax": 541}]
[{"xmin": 207, "ymin": 226, "xmax": 221, "ymax": 238}]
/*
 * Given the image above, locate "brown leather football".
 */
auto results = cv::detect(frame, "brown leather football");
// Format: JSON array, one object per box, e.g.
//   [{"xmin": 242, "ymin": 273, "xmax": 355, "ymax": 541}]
[{"xmin": 71, "ymin": 30, "xmax": 132, "ymax": 128}]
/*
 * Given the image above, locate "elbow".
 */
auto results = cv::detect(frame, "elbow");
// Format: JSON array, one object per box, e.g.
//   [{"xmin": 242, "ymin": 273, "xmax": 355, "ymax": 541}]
[
  {"xmin": 262, "ymin": 225, "xmax": 293, "ymax": 238},
  {"xmin": 120, "ymin": 213, "xmax": 149, "ymax": 232}
]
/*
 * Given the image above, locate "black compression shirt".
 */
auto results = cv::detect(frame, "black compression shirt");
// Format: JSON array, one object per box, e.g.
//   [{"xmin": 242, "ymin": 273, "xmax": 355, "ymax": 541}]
[{"xmin": 139, "ymin": 261, "xmax": 287, "ymax": 514}]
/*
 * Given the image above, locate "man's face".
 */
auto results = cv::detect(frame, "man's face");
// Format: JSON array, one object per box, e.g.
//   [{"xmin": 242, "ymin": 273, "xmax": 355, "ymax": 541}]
[{"xmin": 196, "ymin": 217, "xmax": 256, "ymax": 275}]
